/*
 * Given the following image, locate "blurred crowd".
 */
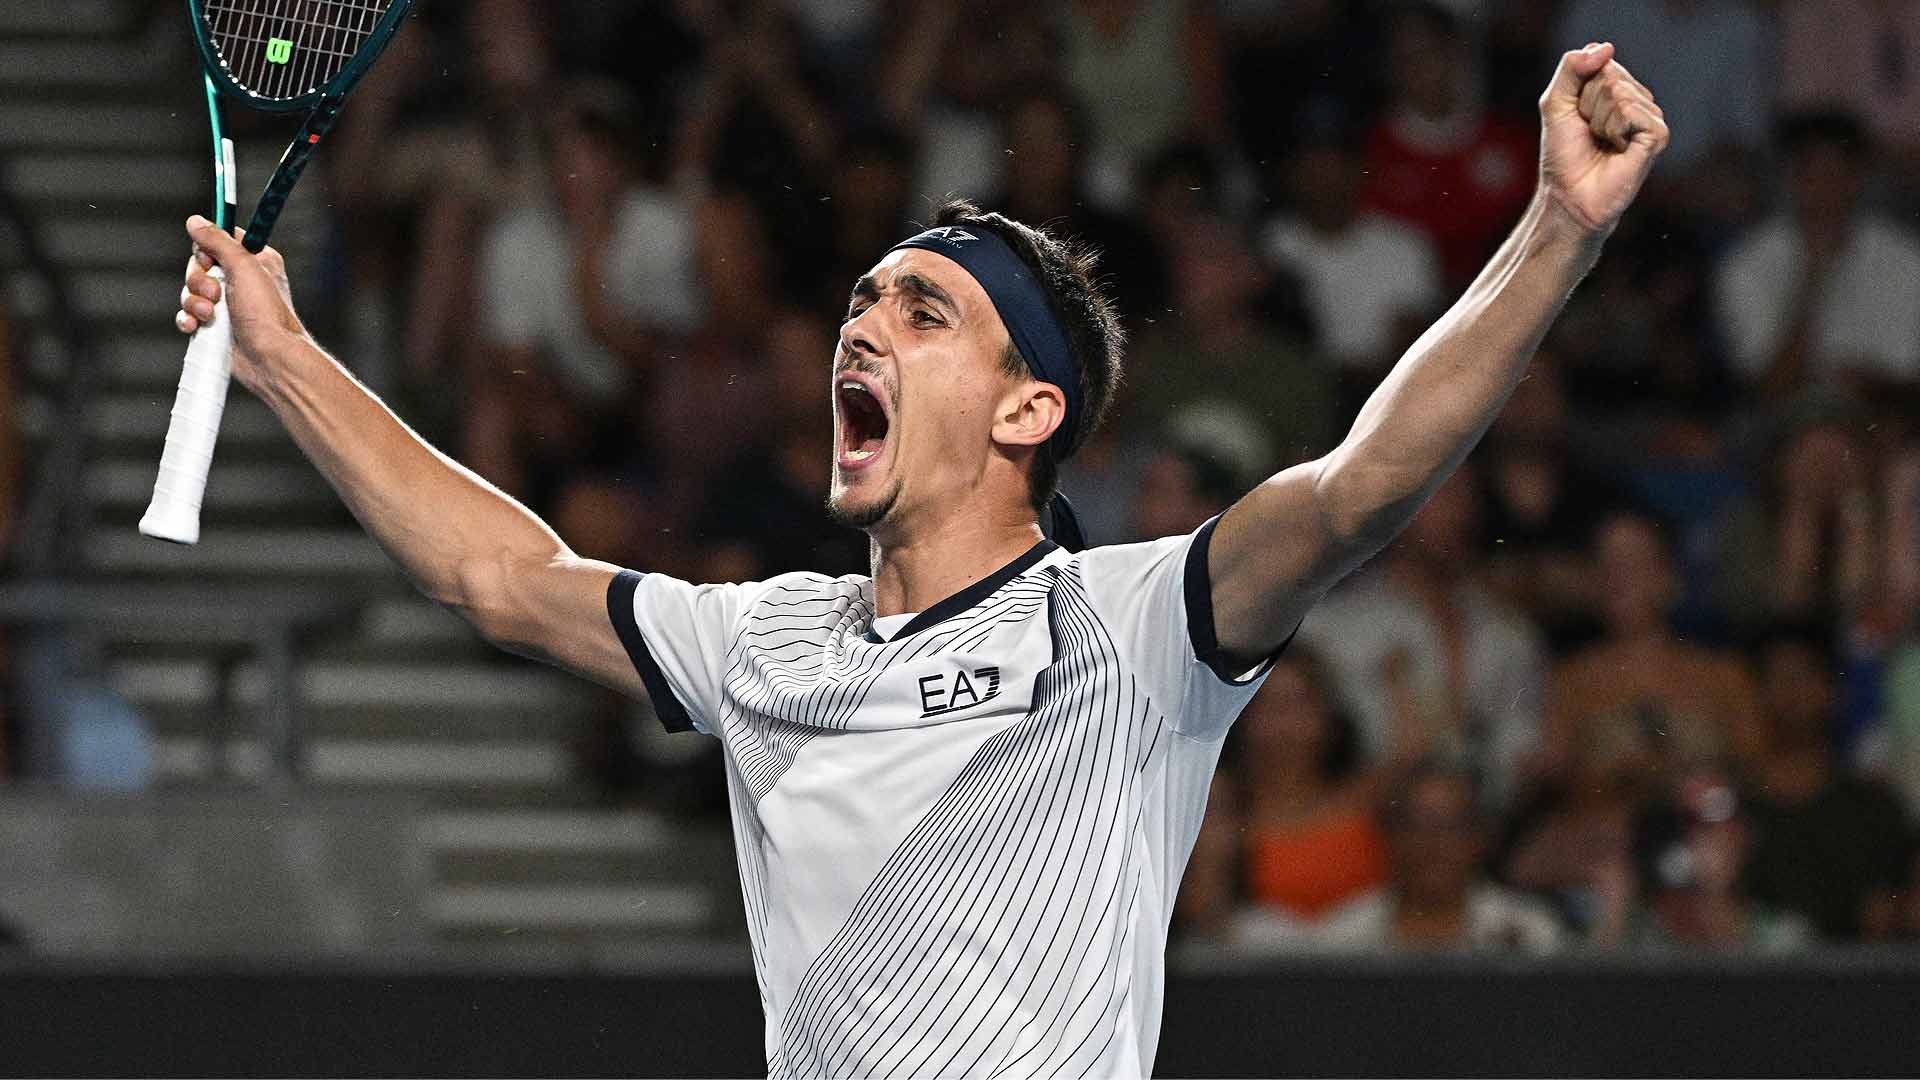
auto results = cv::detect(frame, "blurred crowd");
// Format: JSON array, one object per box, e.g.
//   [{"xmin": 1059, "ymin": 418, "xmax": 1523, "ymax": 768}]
[
  {"xmin": 288, "ymin": 0, "xmax": 1920, "ymax": 954},
  {"xmin": 12, "ymin": 0, "xmax": 1920, "ymax": 955}
]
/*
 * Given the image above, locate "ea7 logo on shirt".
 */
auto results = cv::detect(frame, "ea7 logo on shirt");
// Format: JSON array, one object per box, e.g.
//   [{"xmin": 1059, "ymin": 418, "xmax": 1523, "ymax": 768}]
[{"xmin": 918, "ymin": 666, "xmax": 1002, "ymax": 718}]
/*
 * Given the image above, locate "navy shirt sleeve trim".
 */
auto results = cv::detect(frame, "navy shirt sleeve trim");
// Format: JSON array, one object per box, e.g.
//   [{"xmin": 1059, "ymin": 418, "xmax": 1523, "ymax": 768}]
[
  {"xmin": 606, "ymin": 569, "xmax": 698, "ymax": 733},
  {"xmin": 1183, "ymin": 515, "xmax": 1292, "ymax": 685}
]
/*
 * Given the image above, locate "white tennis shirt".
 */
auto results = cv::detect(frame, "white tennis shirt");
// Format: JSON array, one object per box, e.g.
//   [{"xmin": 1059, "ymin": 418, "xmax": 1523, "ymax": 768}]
[{"xmin": 607, "ymin": 519, "xmax": 1271, "ymax": 1078}]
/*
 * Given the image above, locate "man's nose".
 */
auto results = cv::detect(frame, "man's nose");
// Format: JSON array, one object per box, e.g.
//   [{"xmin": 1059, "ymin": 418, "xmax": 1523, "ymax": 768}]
[{"xmin": 839, "ymin": 307, "xmax": 885, "ymax": 359}]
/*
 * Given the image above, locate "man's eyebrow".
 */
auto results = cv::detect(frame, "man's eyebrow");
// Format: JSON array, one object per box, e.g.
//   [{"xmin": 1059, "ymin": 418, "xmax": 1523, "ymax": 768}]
[
  {"xmin": 893, "ymin": 272, "xmax": 958, "ymax": 315},
  {"xmin": 847, "ymin": 274, "xmax": 880, "ymax": 308}
]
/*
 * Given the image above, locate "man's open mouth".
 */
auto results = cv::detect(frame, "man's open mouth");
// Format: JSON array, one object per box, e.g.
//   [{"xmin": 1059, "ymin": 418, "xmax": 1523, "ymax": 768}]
[{"xmin": 835, "ymin": 373, "xmax": 892, "ymax": 468}]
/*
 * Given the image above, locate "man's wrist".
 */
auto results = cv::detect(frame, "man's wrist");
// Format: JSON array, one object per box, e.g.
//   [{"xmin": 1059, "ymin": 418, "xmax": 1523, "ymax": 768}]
[
  {"xmin": 1530, "ymin": 187, "xmax": 1613, "ymax": 259},
  {"xmin": 236, "ymin": 328, "xmax": 318, "ymax": 401}
]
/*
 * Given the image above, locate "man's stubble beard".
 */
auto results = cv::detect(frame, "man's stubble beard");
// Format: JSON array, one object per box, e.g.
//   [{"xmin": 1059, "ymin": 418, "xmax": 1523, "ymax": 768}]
[{"xmin": 825, "ymin": 474, "xmax": 903, "ymax": 531}]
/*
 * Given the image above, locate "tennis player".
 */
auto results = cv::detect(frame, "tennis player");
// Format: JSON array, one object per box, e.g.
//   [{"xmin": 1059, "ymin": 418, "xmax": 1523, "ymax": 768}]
[{"xmin": 174, "ymin": 44, "xmax": 1664, "ymax": 1078}]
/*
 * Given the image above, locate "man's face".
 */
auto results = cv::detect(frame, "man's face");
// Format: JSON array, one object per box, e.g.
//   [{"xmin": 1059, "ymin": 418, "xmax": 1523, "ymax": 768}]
[{"xmin": 827, "ymin": 248, "xmax": 1027, "ymax": 534}]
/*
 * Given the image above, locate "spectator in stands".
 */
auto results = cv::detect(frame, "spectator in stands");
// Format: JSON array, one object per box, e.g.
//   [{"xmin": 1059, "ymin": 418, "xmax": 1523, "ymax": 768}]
[
  {"xmin": 1481, "ymin": 0, "xmax": 1559, "ymax": 119},
  {"xmin": 467, "ymin": 79, "xmax": 703, "ymax": 505},
  {"xmin": 1300, "ymin": 466, "xmax": 1546, "ymax": 807},
  {"xmin": 1316, "ymin": 758, "xmax": 1563, "ymax": 953},
  {"xmin": 1555, "ymin": 0, "xmax": 1771, "ymax": 178},
  {"xmin": 1134, "ymin": 141, "xmax": 1230, "ymax": 268},
  {"xmin": 1215, "ymin": 0, "xmax": 1384, "ymax": 192},
  {"xmin": 1497, "ymin": 703, "xmax": 1648, "ymax": 938},
  {"xmin": 1901, "ymin": 850, "xmax": 1920, "ymax": 942},
  {"xmin": 1121, "ymin": 413, "xmax": 1259, "ymax": 545},
  {"xmin": 631, "ymin": 194, "xmax": 786, "ymax": 519},
  {"xmin": 1745, "ymin": 624, "xmax": 1914, "ymax": 939},
  {"xmin": 1713, "ymin": 110, "xmax": 1920, "ymax": 403},
  {"xmin": 1474, "ymin": 357, "xmax": 1625, "ymax": 653},
  {"xmin": 807, "ymin": 127, "xmax": 920, "ymax": 318},
  {"xmin": 1594, "ymin": 762, "xmax": 1813, "ymax": 952},
  {"xmin": 1547, "ymin": 511, "xmax": 1767, "ymax": 778},
  {"xmin": 1179, "ymin": 646, "xmax": 1387, "ymax": 950},
  {"xmin": 689, "ymin": 310, "xmax": 865, "ymax": 581},
  {"xmin": 991, "ymin": 90, "xmax": 1167, "ymax": 324},
  {"xmin": 1120, "ymin": 216, "xmax": 1336, "ymax": 465},
  {"xmin": 1058, "ymin": 0, "xmax": 1229, "ymax": 208},
  {"xmin": 1713, "ymin": 417, "xmax": 1882, "ymax": 639},
  {"xmin": 1361, "ymin": 1, "xmax": 1536, "ymax": 287},
  {"xmin": 1882, "ymin": 452, "xmax": 1920, "ymax": 815},
  {"xmin": 1257, "ymin": 111, "xmax": 1442, "ymax": 405},
  {"xmin": 879, "ymin": 3, "xmax": 1055, "ymax": 208},
  {"xmin": 1780, "ymin": 0, "xmax": 1920, "ymax": 185},
  {"xmin": 330, "ymin": 0, "xmax": 556, "ymax": 393},
  {"xmin": 0, "ymin": 297, "xmax": 15, "ymax": 777},
  {"xmin": 673, "ymin": 0, "xmax": 841, "ymax": 281},
  {"xmin": 1885, "ymin": 441, "xmax": 1920, "ymax": 637}
]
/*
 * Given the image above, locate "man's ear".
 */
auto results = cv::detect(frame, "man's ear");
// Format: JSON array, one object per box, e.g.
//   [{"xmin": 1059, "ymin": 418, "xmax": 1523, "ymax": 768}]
[{"xmin": 992, "ymin": 380, "xmax": 1065, "ymax": 450}]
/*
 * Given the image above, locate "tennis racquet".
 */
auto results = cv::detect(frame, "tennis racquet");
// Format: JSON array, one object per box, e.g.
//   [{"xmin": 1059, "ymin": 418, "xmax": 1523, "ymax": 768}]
[{"xmin": 140, "ymin": 0, "xmax": 415, "ymax": 545}]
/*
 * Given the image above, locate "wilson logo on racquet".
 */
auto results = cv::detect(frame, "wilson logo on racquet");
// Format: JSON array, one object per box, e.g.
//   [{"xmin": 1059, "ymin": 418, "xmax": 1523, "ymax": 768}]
[{"xmin": 265, "ymin": 37, "xmax": 293, "ymax": 64}]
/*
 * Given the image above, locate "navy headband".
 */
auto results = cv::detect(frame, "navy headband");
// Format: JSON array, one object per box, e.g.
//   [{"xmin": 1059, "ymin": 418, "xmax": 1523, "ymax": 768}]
[{"xmin": 889, "ymin": 225, "xmax": 1082, "ymax": 458}]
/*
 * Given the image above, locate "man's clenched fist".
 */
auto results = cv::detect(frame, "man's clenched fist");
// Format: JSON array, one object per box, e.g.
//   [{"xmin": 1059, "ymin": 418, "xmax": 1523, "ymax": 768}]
[{"xmin": 1538, "ymin": 41, "xmax": 1671, "ymax": 235}]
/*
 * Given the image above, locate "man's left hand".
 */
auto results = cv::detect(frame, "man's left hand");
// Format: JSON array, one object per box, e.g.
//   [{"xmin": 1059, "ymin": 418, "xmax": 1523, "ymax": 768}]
[{"xmin": 1538, "ymin": 42, "xmax": 1671, "ymax": 234}]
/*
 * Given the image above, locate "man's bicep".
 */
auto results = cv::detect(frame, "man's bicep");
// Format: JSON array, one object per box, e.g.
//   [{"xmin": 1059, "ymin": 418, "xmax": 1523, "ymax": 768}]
[
  {"xmin": 490, "ymin": 556, "xmax": 648, "ymax": 699},
  {"xmin": 1207, "ymin": 459, "xmax": 1351, "ymax": 664}
]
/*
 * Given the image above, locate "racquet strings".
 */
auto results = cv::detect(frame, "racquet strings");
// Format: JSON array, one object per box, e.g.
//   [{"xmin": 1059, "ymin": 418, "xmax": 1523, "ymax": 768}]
[{"xmin": 200, "ymin": 0, "xmax": 395, "ymax": 101}]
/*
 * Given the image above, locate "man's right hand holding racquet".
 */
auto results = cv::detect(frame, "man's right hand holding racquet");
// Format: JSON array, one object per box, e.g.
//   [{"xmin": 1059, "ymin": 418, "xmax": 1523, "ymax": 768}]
[
  {"xmin": 174, "ymin": 218, "xmax": 645, "ymax": 700},
  {"xmin": 176, "ymin": 219, "xmax": 306, "ymax": 386}
]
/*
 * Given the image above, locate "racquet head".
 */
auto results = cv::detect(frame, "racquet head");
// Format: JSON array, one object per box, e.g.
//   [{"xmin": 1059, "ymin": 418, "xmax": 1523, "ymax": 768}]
[{"xmin": 190, "ymin": 0, "xmax": 414, "ymax": 110}]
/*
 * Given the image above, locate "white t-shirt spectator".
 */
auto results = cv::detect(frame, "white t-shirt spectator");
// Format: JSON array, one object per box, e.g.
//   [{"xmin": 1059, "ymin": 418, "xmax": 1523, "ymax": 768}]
[
  {"xmin": 1298, "ymin": 575, "xmax": 1545, "ymax": 807},
  {"xmin": 1714, "ymin": 215, "xmax": 1920, "ymax": 385},
  {"xmin": 480, "ymin": 187, "xmax": 702, "ymax": 406},
  {"xmin": 1260, "ymin": 214, "xmax": 1442, "ymax": 368},
  {"xmin": 1314, "ymin": 885, "xmax": 1565, "ymax": 954}
]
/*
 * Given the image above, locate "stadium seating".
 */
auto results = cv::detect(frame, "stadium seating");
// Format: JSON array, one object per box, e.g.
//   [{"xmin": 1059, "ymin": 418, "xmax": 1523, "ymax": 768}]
[{"xmin": 0, "ymin": 0, "xmax": 737, "ymax": 960}]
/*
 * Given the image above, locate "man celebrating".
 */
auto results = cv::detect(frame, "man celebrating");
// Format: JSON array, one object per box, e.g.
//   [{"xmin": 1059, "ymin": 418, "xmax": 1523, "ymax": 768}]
[{"xmin": 173, "ymin": 44, "xmax": 1664, "ymax": 1078}]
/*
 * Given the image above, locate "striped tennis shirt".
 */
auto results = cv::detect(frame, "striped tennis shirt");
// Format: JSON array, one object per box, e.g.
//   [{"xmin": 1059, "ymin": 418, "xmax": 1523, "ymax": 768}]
[{"xmin": 608, "ymin": 517, "xmax": 1272, "ymax": 1078}]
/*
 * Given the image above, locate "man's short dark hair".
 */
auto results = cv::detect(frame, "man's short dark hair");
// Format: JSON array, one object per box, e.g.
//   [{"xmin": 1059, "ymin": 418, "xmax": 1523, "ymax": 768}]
[{"xmin": 926, "ymin": 196, "xmax": 1125, "ymax": 511}]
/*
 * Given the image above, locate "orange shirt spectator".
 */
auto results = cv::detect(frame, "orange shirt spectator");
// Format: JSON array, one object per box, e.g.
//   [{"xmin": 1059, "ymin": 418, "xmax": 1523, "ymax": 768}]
[
  {"xmin": 1178, "ymin": 648, "xmax": 1386, "ymax": 938},
  {"xmin": 1243, "ymin": 810, "xmax": 1387, "ymax": 920}
]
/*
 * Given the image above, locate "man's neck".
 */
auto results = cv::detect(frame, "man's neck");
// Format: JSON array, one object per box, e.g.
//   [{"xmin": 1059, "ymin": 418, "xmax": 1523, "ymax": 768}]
[{"xmin": 869, "ymin": 508, "xmax": 1048, "ymax": 617}]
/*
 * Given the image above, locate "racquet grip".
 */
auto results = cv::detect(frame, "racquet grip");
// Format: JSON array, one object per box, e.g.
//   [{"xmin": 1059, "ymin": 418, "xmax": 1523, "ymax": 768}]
[{"xmin": 140, "ymin": 267, "xmax": 232, "ymax": 545}]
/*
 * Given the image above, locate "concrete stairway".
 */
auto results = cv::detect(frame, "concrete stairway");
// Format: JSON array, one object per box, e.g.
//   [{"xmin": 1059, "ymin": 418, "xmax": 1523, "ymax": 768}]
[{"xmin": 2, "ymin": 0, "xmax": 738, "ymax": 956}]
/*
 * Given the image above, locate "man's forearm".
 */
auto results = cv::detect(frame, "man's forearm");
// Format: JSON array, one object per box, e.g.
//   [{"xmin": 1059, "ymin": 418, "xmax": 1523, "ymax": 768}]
[
  {"xmin": 244, "ymin": 334, "xmax": 570, "ymax": 624},
  {"xmin": 1319, "ymin": 193, "xmax": 1606, "ymax": 543}
]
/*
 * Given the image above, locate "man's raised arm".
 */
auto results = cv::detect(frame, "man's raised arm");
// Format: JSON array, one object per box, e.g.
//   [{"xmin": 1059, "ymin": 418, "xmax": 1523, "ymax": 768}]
[
  {"xmin": 174, "ymin": 220, "xmax": 642, "ymax": 696},
  {"xmin": 1207, "ymin": 42, "xmax": 1670, "ymax": 662}
]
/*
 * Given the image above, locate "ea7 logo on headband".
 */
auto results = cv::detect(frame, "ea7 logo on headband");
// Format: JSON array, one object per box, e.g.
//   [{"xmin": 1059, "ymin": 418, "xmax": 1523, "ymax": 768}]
[
  {"xmin": 921, "ymin": 226, "xmax": 980, "ymax": 245},
  {"xmin": 918, "ymin": 666, "xmax": 1002, "ymax": 718}
]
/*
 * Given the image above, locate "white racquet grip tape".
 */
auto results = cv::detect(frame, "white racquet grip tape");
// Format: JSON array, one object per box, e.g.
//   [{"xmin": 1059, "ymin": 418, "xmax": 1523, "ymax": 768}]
[{"xmin": 140, "ymin": 267, "xmax": 231, "ymax": 545}]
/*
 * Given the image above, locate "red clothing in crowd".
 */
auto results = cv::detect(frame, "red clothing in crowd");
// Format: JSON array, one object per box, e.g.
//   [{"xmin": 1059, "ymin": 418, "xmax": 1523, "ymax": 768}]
[{"xmin": 1363, "ymin": 109, "xmax": 1537, "ymax": 287}]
